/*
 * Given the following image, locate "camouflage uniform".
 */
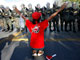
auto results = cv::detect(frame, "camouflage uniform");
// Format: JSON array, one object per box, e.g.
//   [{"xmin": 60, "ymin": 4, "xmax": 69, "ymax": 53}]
[
  {"xmin": 20, "ymin": 4, "xmax": 28, "ymax": 32},
  {"xmin": 27, "ymin": 4, "xmax": 34, "ymax": 21},
  {"xmin": 12, "ymin": 6, "xmax": 20, "ymax": 31},
  {"xmin": 0, "ymin": 6, "xmax": 4, "ymax": 31},
  {"xmin": 3, "ymin": 7, "xmax": 13, "ymax": 32}
]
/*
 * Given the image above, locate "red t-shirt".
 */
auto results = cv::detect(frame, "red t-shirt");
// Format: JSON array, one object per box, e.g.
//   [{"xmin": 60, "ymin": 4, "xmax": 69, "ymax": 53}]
[{"xmin": 25, "ymin": 20, "xmax": 48, "ymax": 49}]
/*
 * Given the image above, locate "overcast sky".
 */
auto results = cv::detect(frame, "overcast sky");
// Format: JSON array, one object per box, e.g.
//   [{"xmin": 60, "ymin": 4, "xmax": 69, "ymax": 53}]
[{"xmin": 0, "ymin": 0, "xmax": 62, "ymax": 10}]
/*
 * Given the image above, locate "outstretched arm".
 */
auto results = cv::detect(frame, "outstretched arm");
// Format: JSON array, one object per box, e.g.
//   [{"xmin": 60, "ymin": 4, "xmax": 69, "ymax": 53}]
[
  {"xmin": 47, "ymin": 3, "xmax": 67, "ymax": 21},
  {"xmin": 15, "ymin": 7, "xmax": 27, "ymax": 21}
]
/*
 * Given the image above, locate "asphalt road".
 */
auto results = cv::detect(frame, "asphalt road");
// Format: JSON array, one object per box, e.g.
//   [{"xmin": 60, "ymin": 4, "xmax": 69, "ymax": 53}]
[{"xmin": 0, "ymin": 27, "xmax": 80, "ymax": 60}]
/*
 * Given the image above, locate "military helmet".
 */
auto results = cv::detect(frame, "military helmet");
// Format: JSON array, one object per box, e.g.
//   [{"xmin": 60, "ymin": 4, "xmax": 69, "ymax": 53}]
[
  {"xmin": 28, "ymin": 3, "xmax": 32, "ymax": 9},
  {"xmin": 12, "ymin": 5, "xmax": 16, "ymax": 9},
  {"xmin": 6, "ymin": 7, "xmax": 9, "ymax": 9},
  {"xmin": 21, "ymin": 4, "xmax": 25, "ymax": 8},
  {"xmin": 72, "ymin": 2, "xmax": 77, "ymax": 9},
  {"xmin": 0, "ymin": 5, "xmax": 4, "ymax": 9},
  {"xmin": 46, "ymin": 2, "xmax": 50, "ymax": 6},
  {"xmin": 37, "ymin": 4, "xmax": 40, "ymax": 8},
  {"xmin": 6, "ymin": 7, "xmax": 10, "ymax": 11},
  {"xmin": 46, "ymin": 2, "xmax": 50, "ymax": 8},
  {"xmin": 21, "ymin": 4, "xmax": 25, "ymax": 6}
]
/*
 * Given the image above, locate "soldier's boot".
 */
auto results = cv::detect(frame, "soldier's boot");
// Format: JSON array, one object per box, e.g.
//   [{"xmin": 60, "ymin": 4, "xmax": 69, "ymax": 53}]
[
  {"xmin": 49, "ymin": 21, "xmax": 53, "ymax": 32},
  {"xmin": 61, "ymin": 22, "xmax": 63, "ymax": 31},
  {"xmin": 11, "ymin": 24, "xmax": 14, "ymax": 31},
  {"xmin": 9, "ymin": 21, "xmax": 13, "ymax": 32},
  {"xmin": 17, "ymin": 28, "xmax": 20, "ymax": 32},
  {"xmin": 1, "ymin": 25, "xmax": 5, "ymax": 32},
  {"xmin": 56, "ymin": 22, "xmax": 60, "ymax": 32},
  {"xmin": 8, "ymin": 24, "xmax": 13, "ymax": 32},
  {"xmin": 2, "ymin": 29, "xmax": 6, "ymax": 32},
  {"xmin": 69, "ymin": 22, "xmax": 72, "ymax": 31},
  {"xmin": 5, "ymin": 24, "xmax": 9, "ymax": 32},
  {"xmin": 73, "ymin": 21, "xmax": 76, "ymax": 32},
  {"xmin": 65, "ymin": 22, "xmax": 68, "ymax": 32},
  {"xmin": 25, "ymin": 26, "xmax": 27, "ymax": 32},
  {"xmin": 78, "ymin": 21, "xmax": 80, "ymax": 31},
  {"xmin": 78, "ymin": 24, "xmax": 80, "ymax": 31},
  {"xmin": 53, "ymin": 22, "xmax": 56, "ymax": 31}
]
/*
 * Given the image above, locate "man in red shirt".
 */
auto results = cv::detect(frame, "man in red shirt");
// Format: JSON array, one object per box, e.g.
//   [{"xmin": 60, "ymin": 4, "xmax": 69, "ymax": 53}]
[{"xmin": 15, "ymin": 3, "xmax": 67, "ymax": 56}]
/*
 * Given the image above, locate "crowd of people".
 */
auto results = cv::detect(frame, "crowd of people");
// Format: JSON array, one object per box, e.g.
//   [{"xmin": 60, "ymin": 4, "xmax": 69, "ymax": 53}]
[{"xmin": 0, "ymin": 2, "xmax": 80, "ymax": 33}]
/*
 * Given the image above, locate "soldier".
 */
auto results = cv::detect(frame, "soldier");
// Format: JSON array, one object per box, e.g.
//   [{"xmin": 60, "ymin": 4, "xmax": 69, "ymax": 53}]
[
  {"xmin": 27, "ymin": 3, "xmax": 34, "ymax": 21},
  {"xmin": 62, "ymin": 2, "xmax": 72, "ymax": 32},
  {"xmin": 41, "ymin": 6, "xmax": 46, "ymax": 21},
  {"xmin": 71, "ymin": 2, "xmax": 78, "ymax": 32},
  {"xmin": 45, "ymin": 2, "xmax": 53, "ymax": 32},
  {"xmin": 21, "ymin": 4, "xmax": 28, "ymax": 17},
  {"xmin": 0, "ymin": 5, "xmax": 5, "ymax": 31},
  {"xmin": 64, "ymin": 7, "xmax": 71, "ymax": 32},
  {"xmin": 4, "ymin": 7, "xmax": 13, "ymax": 32},
  {"xmin": 12, "ymin": 5, "xmax": 20, "ymax": 32},
  {"xmin": 52, "ymin": 2, "xmax": 60, "ymax": 32},
  {"xmin": 35, "ymin": 4, "xmax": 41, "ymax": 13},
  {"xmin": 77, "ymin": 4, "xmax": 80, "ymax": 31},
  {"xmin": 35, "ymin": 4, "xmax": 46, "ymax": 22},
  {"xmin": 20, "ymin": 4, "xmax": 28, "ymax": 32},
  {"xmin": 59, "ymin": 7, "xmax": 65, "ymax": 31},
  {"xmin": 1, "ymin": 6, "xmax": 11, "ymax": 32}
]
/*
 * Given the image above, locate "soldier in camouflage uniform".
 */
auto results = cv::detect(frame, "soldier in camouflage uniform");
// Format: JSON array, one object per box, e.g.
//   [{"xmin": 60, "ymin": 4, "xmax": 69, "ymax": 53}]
[
  {"xmin": 35, "ymin": 4, "xmax": 41, "ymax": 13},
  {"xmin": 1, "ymin": 6, "xmax": 11, "ymax": 32},
  {"xmin": 35, "ymin": 4, "xmax": 42, "ymax": 22},
  {"xmin": 0, "ymin": 5, "xmax": 5, "ymax": 31},
  {"xmin": 20, "ymin": 4, "xmax": 28, "ymax": 32},
  {"xmin": 21, "ymin": 4, "xmax": 28, "ymax": 17},
  {"xmin": 27, "ymin": 3, "xmax": 34, "ymax": 21},
  {"xmin": 3, "ymin": 7, "xmax": 13, "ymax": 32},
  {"xmin": 12, "ymin": 5, "xmax": 20, "ymax": 32}
]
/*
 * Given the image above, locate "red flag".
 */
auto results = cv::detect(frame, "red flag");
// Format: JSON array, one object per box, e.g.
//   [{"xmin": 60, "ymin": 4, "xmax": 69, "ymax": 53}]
[{"xmin": 46, "ymin": 54, "xmax": 56, "ymax": 60}]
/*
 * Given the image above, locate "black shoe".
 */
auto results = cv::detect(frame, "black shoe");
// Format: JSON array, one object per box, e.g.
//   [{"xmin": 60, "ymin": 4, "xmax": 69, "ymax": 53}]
[
  {"xmin": 61, "ymin": 29, "xmax": 63, "ymax": 31},
  {"xmin": 9, "ymin": 30, "xmax": 13, "ymax": 32},
  {"xmin": 5, "ymin": 30, "xmax": 8, "ymax": 32},
  {"xmin": 50, "ymin": 30, "xmax": 53, "ymax": 32},
  {"xmin": 57, "ymin": 30, "xmax": 60, "ymax": 32},
  {"xmin": 2, "ymin": 29, "xmax": 5, "ymax": 32},
  {"xmin": 17, "ymin": 28, "xmax": 20, "ymax": 32},
  {"xmin": 53, "ymin": 29, "xmax": 55, "ymax": 31},
  {"xmin": 65, "ymin": 30, "xmax": 68, "ymax": 32},
  {"xmin": 78, "ymin": 29, "xmax": 80, "ymax": 32},
  {"xmin": 69, "ymin": 29, "xmax": 72, "ymax": 31},
  {"xmin": 73, "ymin": 30, "xmax": 76, "ymax": 33}
]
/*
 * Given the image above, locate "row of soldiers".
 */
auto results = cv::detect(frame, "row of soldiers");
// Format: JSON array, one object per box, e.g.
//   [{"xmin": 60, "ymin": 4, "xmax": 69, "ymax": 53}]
[{"xmin": 0, "ymin": 2, "xmax": 80, "ymax": 32}]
